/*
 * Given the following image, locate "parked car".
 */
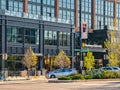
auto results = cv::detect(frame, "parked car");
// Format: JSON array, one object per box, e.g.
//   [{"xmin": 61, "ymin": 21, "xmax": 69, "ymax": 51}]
[
  {"xmin": 100, "ymin": 66, "xmax": 120, "ymax": 72},
  {"xmin": 48, "ymin": 68, "xmax": 77, "ymax": 78}
]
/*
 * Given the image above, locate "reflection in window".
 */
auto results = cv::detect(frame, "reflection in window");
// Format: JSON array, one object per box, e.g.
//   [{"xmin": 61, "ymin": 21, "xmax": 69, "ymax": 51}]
[
  {"xmin": 7, "ymin": 26, "xmax": 39, "ymax": 44},
  {"xmin": 8, "ymin": 0, "xmax": 23, "ymax": 12},
  {"xmin": 44, "ymin": 30, "xmax": 57, "ymax": 45},
  {"xmin": 1, "ymin": 0, "xmax": 6, "ymax": 9}
]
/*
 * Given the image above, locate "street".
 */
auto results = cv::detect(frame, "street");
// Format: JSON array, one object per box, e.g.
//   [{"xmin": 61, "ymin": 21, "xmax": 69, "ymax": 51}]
[{"xmin": 0, "ymin": 80, "xmax": 120, "ymax": 90}]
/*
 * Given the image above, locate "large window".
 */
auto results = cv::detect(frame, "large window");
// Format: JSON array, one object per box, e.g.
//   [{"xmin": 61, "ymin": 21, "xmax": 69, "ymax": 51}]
[
  {"xmin": 81, "ymin": 0, "xmax": 91, "ymax": 13},
  {"xmin": 117, "ymin": 3, "xmax": 120, "ymax": 29},
  {"xmin": 1, "ymin": 0, "xmax": 6, "ymax": 9},
  {"xmin": 7, "ymin": 26, "xmax": 23, "ymax": 43},
  {"xmin": 8, "ymin": 0, "xmax": 23, "ymax": 12},
  {"xmin": 44, "ymin": 30, "xmax": 57, "ymax": 45},
  {"xmin": 44, "ymin": 30, "xmax": 70, "ymax": 46},
  {"xmin": 42, "ymin": 0, "xmax": 55, "ymax": 17},
  {"xmin": 59, "ymin": 32, "xmax": 70, "ymax": 46},
  {"xmin": 28, "ymin": 3, "xmax": 41, "ymax": 15},
  {"xmin": 25, "ymin": 28, "xmax": 39, "ymax": 44},
  {"xmin": 7, "ymin": 26, "xmax": 39, "ymax": 44},
  {"xmin": 59, "ymin": 0, "xmax": 74, "ymax": 24},
  {"xmin": 105, "ymin": 1, "xmax": 113, "ymax": 16},
  {"xmin": 96, "ymin": 0, "xmax": 104, "ymax": 15}
]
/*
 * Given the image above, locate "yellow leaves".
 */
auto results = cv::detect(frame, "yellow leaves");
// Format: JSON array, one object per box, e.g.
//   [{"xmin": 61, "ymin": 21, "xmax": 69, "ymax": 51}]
[
  {"xmin": 22, "ymin": 47, "xmax": 38, "ymax": 69},
  {"xmin": 108, "ymin": 53, "xmax": 119, "ymax": 66},
  {"xmin": 55, "ymin": 50, "xmax": 71, "ymax": 68},
  {"xmin": 104, "ymin": 30, "xmax": 120, "ymax": 66},
  {"xmin": 83, "ymin": 52, "xmax": 95, "ymax": 70}
]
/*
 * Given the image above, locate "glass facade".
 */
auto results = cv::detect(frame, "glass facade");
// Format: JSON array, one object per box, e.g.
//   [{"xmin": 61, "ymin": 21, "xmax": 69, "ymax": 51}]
[
  {"xmin": 43, "ymin": 0, "xmax": 55, "ymax": 17},
  {"xmin": 44, "ymin": 30, "xmax": 70, "ymax": 46},
  {"xmin": 0, "ymin": 0, "xmax": 120, "ymax": 30},
  {"xmin": 28, "ymin": 0, "xmax": 41, "ymax": 15},
  {"xmin": 104, "ymin": 1, "xmax": 114, "ymax": 28},
  {"xmin": 7, "ymin": 26, "xmax": 39, "ymax": 45},
  {"xmin": 0, "ymin": 0, "xmax": 6, "ymax": 9},
  {"xmin": 117, "ymin": 3, "xmax": 120, "ymax": 29},
  {"xmin": 59, "ymin": 0, "xmax": 74, "ymax": 24},
  {"xmin": 8, "ymin": 0, "xmax": 23, "ymax": 12},
  {"xmin": 81, "ymin": 0, "xmax": 92, "ymax": 29},
  {"xmin": 96, "ymin": 0, "xmax": 104, "ymax": 29}
]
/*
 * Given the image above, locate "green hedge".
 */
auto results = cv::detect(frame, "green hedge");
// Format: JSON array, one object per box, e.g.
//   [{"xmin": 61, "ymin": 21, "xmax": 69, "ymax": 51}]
[
  {"xmin": 58, "ymin": 74, "xmax": 85, "ymax": 80},
  {"xmin": 92, "ymin": 71, "xmax": 120, "ymax": 79},
  {"xmin": 70, "ymin": 74, "xmax": 85, "ymax": 80},
  {"xmin": 58, "ymin": 71, "xmax": 120, "ymax": 80},
  {"xmin": 58, "ymin": 76, "xmax": 72, "ymax": 80}
]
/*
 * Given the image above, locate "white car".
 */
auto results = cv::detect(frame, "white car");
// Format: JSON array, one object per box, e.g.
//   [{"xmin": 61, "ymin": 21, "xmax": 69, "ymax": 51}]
[
  {"xmin": 48, "ymin": 68, "xmax": 77, "ymax": 78},
  {"xmin": 100, "ymin": 66, "xmax": 120, "ymax": 72}
]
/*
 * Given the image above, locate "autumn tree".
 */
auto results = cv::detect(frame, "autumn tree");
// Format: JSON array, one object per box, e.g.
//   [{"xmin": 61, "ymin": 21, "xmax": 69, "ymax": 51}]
[
  {"xmin": 104, "ymin": 30, "xmax": 120, "ymax": 66},
  {"xmin": 83, "ymin": 52, "xmax": 95, "ymax": 71},
  {"xmin": 22, "ymin": 47, "xmax": 38, "ymax": 78},
  {"xmin": 55, "ymin": 50, "xmax": 71, "ymax": 68},
  {"xmin": 44, "ymin": 56, "xmax": 56, "ymax": 71}
]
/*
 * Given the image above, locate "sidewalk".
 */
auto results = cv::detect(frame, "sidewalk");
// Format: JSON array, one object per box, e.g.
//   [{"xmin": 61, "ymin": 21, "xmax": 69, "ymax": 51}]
[{"xmin": 0, "ymin": 76, "xmax": 48, "ymax": 84}]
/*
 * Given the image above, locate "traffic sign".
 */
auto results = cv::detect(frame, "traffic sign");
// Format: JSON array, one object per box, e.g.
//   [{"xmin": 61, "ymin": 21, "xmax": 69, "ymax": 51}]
[{"xmin": 74, "ymin": 49, "xmax": 89, "ymax": 52}]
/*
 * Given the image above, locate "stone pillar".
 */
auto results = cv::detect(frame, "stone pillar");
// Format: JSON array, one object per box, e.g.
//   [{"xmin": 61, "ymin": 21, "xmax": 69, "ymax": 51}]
[
  {"xmin": 55, "ymin": 0, "xmax": 59, "ymax": 18},
  {"xmin": 113, "ymin": 0, "xmax": 117, "ymax": 19},
  {"xmin": 75, "ymin": 0, "xmax": 78, "ymax": 32},
  {"xmin": 91, "ymin": 0, "xmax": 96, "ymax": 29},
  {"xmin": 24, "ymin": 0, "xmax": 28, "ymax": 13}
]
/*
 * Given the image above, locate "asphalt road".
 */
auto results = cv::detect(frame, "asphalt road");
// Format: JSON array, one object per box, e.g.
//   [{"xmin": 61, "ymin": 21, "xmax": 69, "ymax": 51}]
[{"xmin": 0, "ymin": 80, "xmax": 120, "ymax": 90}]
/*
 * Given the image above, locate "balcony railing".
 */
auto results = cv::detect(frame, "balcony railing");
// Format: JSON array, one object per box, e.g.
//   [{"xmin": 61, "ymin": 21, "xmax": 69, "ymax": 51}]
[{"xmin": 0, "ymin": 9, "xmax": 73, "ymax": 25}]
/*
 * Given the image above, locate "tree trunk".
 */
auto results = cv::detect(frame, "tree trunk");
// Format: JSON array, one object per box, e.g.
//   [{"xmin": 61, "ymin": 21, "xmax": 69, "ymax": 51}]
[{"xmin": 27, "ymin": 68, "xmax": 30, "ymax": 79}]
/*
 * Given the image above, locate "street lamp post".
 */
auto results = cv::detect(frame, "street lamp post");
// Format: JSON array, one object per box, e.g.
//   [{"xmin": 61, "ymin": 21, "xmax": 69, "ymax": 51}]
[{"xmin": 79, "ymin": 0, "xmax": 83, "ymax": 74}]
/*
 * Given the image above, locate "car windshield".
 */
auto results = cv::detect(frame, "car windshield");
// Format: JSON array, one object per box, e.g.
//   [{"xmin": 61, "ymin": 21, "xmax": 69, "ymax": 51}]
[{"xmin": 54, "ymin": 69, "xmax": 63, "ymax": 73}]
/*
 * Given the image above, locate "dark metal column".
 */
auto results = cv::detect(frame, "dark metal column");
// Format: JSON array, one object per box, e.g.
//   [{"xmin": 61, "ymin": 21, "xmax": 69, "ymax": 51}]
[
  {"xmin": 1, "ymin": 17, "xmax": 6, "ymax": 80},
  {"xmin": 39, "ymin": 22, "xmax": 44, "ymax": 75},
  {"xmin": 71, "ymin": 27, "xmax": 75, "ymax": 68},
  {"xmin": 79, "ymin": 0, "xmax": 82, "ymax": 74}
]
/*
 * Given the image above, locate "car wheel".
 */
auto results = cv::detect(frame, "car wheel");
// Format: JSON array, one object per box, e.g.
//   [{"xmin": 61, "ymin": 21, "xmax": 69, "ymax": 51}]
[{"xmin": 50, "ymin": 75, "xmax": 56, "ymax": 78}]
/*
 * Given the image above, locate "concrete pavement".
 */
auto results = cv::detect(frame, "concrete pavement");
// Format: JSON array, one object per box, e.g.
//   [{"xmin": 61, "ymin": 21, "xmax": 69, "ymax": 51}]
[
  {"xmin": 0, "ymin": 79, "xmax": 120, "ymax": 90},
  {"xmin": 0, "ymin": 76, "xmax": 48, "ymax": 84}
]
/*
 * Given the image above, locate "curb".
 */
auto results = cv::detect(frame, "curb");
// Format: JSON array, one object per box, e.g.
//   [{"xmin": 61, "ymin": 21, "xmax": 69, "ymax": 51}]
[
  {"xmin": 0, "ymin": 76, "xmax": 48, "ymax": 85},
  {"xmin": 48, "ymin": 79, "xmax": 120, "ymax": 83}
]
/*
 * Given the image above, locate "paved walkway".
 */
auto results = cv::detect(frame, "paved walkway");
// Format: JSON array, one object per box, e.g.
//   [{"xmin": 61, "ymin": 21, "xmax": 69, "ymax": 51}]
[
  {"xmin": 0, "ymin": 80, "xmax": 120, "ymax": 90},
  {"xmin": 0, "ymin": 76, "xmax": 48, "ymax": 84}
]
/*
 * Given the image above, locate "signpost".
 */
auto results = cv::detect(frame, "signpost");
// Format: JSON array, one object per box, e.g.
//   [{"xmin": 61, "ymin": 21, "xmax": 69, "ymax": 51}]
[{"xmin": 1, "ymin": 53, "xmax": 8, "ymax": 81}]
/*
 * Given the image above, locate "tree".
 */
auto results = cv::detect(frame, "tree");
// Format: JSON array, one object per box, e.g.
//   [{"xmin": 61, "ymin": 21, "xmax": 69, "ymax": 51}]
[
  {"xmin": 22, "ymin": 47, "xmax": 38, "ymax": 78},
  {"xmin": 83, "ymin": 52, "xmax": 95, "ymax": 71},
  {"xmin": 104, "ymin": 30, "xmax": 120, "ymax": 66},
  {"xmin": 55, "ymin": 50, "xmax": 71, "ymax": 68}
]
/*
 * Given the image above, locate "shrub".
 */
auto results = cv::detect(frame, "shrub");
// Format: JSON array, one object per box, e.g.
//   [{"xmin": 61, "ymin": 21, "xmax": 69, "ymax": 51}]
[
  {"xmin": 58, "ymin": 76, "xmax": 72, "ymax": 80},
  {"xmin": 85, "ymin": 75, "xmax": 92, "ymax": 79},
  {"xmin": 102, "ymin": 71, "xmax": 119, "ymax": 79},
  {"xmin": 70, "ymin": 74, "xmax": 85, "ymax": 80},
  {"xmin": 92, "ymin": 73, "xmax": 102, "ymax": 79}
]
